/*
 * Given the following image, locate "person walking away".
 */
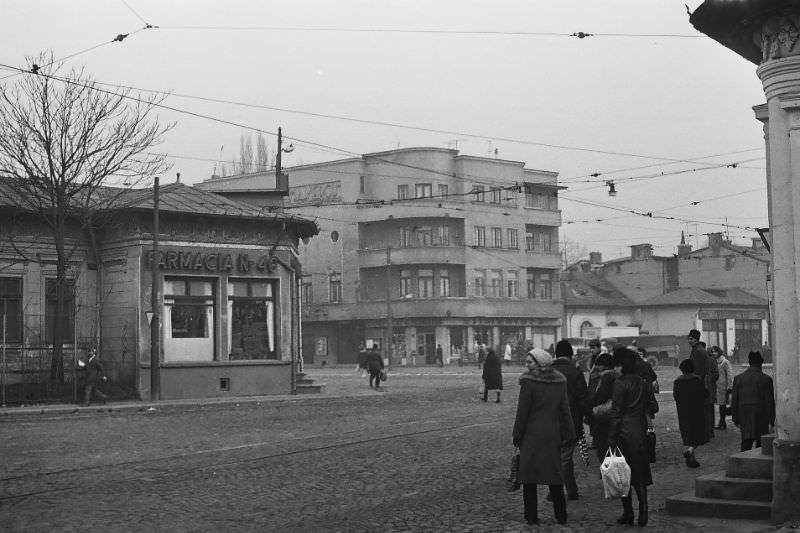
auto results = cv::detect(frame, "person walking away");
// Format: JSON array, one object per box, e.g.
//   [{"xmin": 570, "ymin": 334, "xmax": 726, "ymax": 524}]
[
  {"xmin": 477, "ymin": 343, "xmax": 486, "ymax": 369},
  {"xmin": 551, "ymin": 339, "xmax": 588, "ymax": 500},
  {"xmin": 504, "ymin": 342, "xmax": 513, "ymax": 366},
  {"xmin": 481, "ymin": 349, "xmax": 503, "ymax": 402},
  {"xmin": 512, "ymin": 348, "xmax": 575, "ymax": 526},
  {"xmin": 365, "ymin": 349, "xmax": 384, "ymax": 389},
  {"xmin": 608, "ymin": 347, "xmax": 659, "ymax": 527},
  {"xmin": 357, "ymin": 342, "xmax": 368, "ymax": 377},
  {"xmin": 586, "ymin": 353, "xmax": 616, "ymax": 459},
  {"xmin": 673, "ymin": 359, "xmax": 707, "ymax": 467},
  {"xmin": 435, "ymin": 344, "xmax": 444, "ymax": 367},
  {"xmin": 711, "ymin": 346, "xmax": 733, "ymax": 429},
  {"xmin": 81, "ymin": 347, "xmax": 107, "ymax": 406},
  {"xmin": 687, "ymin": 329, "xmax": 718, "ymax": 441},
  {"xmin": 731, "ymin": 351, "xmax": 775, "ymax": 451}
]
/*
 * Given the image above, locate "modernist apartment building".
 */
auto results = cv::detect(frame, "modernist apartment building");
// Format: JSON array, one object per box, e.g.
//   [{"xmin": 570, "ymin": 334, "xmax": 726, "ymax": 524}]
[{"xmin": 197, "ymin": 147, "xmax": 565, "ymax": 365}]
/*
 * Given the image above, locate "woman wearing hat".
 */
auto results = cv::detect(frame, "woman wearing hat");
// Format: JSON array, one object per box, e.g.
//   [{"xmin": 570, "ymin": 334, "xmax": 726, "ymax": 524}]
[{"xmin": 512, "ymin": 348, "xmax": 575, "ymax": 526}]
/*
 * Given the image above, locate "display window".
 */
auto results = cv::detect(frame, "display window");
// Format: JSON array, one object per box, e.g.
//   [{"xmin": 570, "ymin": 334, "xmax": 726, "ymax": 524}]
[
  {"xmin": 164, "ymin": 277, "xmax": 215, "ymax": 362},
  {"xmin": 227, "ymin": 279, "xmax": 277, "ymax": 360}
]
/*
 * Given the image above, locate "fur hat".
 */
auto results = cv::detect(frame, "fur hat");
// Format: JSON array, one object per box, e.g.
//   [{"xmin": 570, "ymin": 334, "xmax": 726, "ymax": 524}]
[{"xmin": 528, "ymin": 348, "xmax": 553, "ymax": 368}]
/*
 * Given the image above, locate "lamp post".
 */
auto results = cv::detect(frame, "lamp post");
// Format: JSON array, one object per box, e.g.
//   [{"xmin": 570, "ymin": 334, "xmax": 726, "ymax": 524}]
[{"xmin": 150, "ymin": 177, "xmax": 160, "ymax": 401}]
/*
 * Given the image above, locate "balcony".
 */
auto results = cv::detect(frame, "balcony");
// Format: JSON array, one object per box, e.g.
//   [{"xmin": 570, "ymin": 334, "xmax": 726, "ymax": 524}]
[
  {"xmin": 358, "ymin": 246, "xmax": 466, "ymax": 268},
  {"xmin": 328, "ymin": 297, "xmax": 563, "ymax": 322}
]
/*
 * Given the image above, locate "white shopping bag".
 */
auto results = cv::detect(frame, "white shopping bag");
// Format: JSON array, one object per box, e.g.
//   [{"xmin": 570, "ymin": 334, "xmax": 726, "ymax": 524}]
[{"xmin": 600, "ymin": 447, "xmax": 631, "ymax": 499}]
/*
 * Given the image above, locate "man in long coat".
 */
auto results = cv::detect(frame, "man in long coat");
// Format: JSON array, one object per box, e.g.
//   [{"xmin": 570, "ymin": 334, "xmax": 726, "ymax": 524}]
[
  {"xmin": 481, "ymin": 349, "xmax": 503, "ymax": 402},
  {"xmin": 552, "ymin": 339, "xmax": 588, "ymax": 500},
  {"xmin": 687, "ymin": 329, "xmax": 718, "ymax": 440},
  {"xmin": 731, "ymin": 351, "xmax": 775, "ymax": 451},
  {"xmin": 513, "ymin": 348, "xmax": 574, "ymax": 526}
]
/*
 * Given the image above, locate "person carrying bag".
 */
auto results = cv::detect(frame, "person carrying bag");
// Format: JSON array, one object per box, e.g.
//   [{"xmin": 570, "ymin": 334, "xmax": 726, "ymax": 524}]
[{"xmin": 600, "ymin": 447, "xmax": 631, "ymax": 498}]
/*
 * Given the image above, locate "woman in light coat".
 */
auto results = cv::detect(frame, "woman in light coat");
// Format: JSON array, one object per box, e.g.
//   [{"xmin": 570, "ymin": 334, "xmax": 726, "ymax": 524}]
[
  {"xmin": 512, "ymin": 348, "xmax": 575, "ymax": 526},
  {"xmin": 711, "ymin": 346, "xmax": 733, "ymax": 429}
]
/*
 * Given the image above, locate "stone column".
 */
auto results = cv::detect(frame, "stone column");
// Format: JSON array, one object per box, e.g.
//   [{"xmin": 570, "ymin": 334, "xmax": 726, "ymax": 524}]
[{"xmin": 757, "ymin": 53, "xmax": 800, "ymax": 525}]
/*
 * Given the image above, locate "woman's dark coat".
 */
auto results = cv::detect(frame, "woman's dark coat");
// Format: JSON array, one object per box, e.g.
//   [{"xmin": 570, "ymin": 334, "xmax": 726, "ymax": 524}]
[
  {"xmin": 731, "ymin": 367, "xmax": 775, "ymax": 440},
  {"xmin": 482, "ymin": 350, "xmax": 503, "ymax": 391},
  {"xmin": 586, "ymin": 368, "xmax": 616, "ymax": 457},
  {"xmin": 608, "ymin": 374, "xmax": 659, "ymax": 486},
  {"xmin": 673, "ymin": 373, "xmax": 708, "ymax": 446},
  {"xmin": 365, "ymin": 351, "xmax": 384, "ymax": 372},
  {"xmin": 512, "ymin": 367, "xmax": 575, "ymax": 485}
]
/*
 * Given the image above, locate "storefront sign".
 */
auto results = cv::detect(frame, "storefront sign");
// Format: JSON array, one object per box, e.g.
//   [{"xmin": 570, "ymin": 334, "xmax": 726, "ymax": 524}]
[{"xmin": 145, "ymin": 250, "xmax": 279, "ymax": 273}]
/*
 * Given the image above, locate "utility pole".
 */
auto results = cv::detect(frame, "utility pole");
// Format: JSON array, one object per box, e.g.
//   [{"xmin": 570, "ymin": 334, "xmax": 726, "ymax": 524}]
[
  {"xmin": 150, "ymin": 177, "xmax": 160, "ymax": 401},
  {"xmin": 275, "ymin": 127, "xmax": 293, "ymax": 190},
  {"xmin": 385, "ymin": 246, "xmax": 393, "ymax": 367}
]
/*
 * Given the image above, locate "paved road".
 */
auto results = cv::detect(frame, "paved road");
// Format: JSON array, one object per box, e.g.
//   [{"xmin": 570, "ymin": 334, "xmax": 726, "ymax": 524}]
[{"xmin": 0, "ymin": 366, "xmax": 779, "ymax": 532}]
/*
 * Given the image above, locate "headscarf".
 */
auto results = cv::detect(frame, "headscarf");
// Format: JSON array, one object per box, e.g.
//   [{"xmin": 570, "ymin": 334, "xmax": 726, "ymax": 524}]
[{"xmin": 528, "ymin": 348, "xmax": 553, "ymax": 368}]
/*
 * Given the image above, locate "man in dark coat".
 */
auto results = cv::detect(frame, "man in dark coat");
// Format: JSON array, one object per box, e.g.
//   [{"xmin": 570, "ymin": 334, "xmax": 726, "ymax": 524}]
[
  {"xmin": 731, "ymin": 351, "xmax": 775, "ymax": 451},
  {"xmin": 513, "ymin": 348, "xmax": 574, "ymax": 526},
  {"xmin": 687, "ymin": 329, "xmax": 718, "ymax": 440},
  {"xmin": 673, "ymin": 359, "xmax": 707, "ymax": 467},
  {"xmin": 365, "ymin": 349, "xmax": 384, "ymax": 389},
  {"xmin": 551, "ymin": 339, "xmax": 588, "ymax": 500},
  {"xmin": 435, "ymin": 344, "xmax": 444, "ymax": 367},
  {"xmin": 481, "ymin": 349, "xmax": 503, "ymax": 403},
  {"xmin": 81, "ymin": 347, "xmax": 107, "ymax": 406}
]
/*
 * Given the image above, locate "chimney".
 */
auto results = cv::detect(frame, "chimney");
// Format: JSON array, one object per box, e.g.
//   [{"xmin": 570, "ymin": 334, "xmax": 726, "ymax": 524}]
[
  {"xmin": 631, "ymin": 243, "xmax": 653, "ymax": 260},
  {"xmin": 589, "ymin": 251, "xmax": 602, "ymax": 265},
  {"xmin": 752, "ymin": 237, "xmax": 763, "ymax": 250},
  {"xmin": 708, "ymin": 232, "xmax": 724, "ymax": 256}
]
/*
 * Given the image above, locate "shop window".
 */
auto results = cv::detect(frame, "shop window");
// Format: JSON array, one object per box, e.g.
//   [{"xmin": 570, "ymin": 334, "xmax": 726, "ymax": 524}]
[
  {"xmin": 228, "ymin": 279, "xmax": 277, "ymax": 360},
  {"xmin": 0, "ymin": 278, "xmax": 22, "ymax": 343},
  {"xmin": 45, "ymin": 278, "xmax": 75, "ymax": 344},
  {"xmin": 164, "ymin": 277, "xmax": 215, "ymax": 362}
]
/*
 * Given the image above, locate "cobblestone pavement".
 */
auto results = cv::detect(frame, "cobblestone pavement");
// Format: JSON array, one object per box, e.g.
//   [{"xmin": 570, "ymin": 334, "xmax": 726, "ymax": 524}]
[{"xmin": 0, "ymin": 365, "xmax": 786, "ymax": 533}]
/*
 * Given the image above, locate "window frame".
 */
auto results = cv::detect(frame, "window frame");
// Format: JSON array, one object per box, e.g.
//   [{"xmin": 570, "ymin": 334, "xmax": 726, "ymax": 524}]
[
  {"xmin": 415, "ymin": 183, "xmax": 433, "ymax": 199},
  {"xmin": 397, "ymin": 184, "xmax": 409, "ymax": 200},
  {"xmin": 328, "ymin": 272, "xmax": 343, "ymax": 303},
  {"xmin": 45, "ymin": 278, "xmax": 75, "ymax": 345},
  {"xmin": 0, "ymin": 277, "xmax": 22, "ymax": 343}
]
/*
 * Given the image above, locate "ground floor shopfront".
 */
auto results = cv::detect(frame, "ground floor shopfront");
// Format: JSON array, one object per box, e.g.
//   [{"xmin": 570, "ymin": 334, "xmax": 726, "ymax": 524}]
[{"xmin": 302, "ymin": 317, "xmax": 560, "ymax": 367}]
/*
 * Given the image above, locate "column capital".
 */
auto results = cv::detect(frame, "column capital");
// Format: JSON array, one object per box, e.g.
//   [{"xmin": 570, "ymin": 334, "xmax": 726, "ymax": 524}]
[{"xmin": 758, "ymin": 56, "xmax": 800, "ymax": 100}]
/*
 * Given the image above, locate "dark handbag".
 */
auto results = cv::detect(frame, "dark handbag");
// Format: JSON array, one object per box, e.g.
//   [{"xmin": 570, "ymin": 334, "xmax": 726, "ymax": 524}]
[
  {"xmin": 506, "ymin": 447, "xmax": 521, "ymax": 492},
  {"xmin": 646, "ymin": 429, "xmax": 656, "ymax": 463},
  {"xmin": 380, "ymin": 370, "xmax": 387, "ymax": 382}
]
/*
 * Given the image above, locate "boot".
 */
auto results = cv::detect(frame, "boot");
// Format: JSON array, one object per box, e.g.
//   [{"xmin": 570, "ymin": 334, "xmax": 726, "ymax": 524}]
[
  {"xmin": 617, "ymin": 493, "xmax": 634, "ymax": 525},
  {"xmin": 634, "ymin": 484, "xmax": 648, "ymax": 526},
  {"xmin": 550, "ymin": 485, "xmax": 567, "ymax": 525}
]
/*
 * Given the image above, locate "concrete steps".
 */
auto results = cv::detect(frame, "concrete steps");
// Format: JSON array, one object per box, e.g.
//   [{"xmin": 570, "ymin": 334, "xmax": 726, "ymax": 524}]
[
  {"xmin": 666, "ymin": 433, "xmax": 774, "ymax": 519},
  {"xmin": 294, "ymin": 372, "xmax": 325, "ymax": 394}
]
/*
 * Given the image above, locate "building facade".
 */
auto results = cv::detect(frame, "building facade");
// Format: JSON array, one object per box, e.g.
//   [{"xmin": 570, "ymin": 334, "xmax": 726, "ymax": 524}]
[
  {"xmin": 0, "ymin": 181, "xmax": 317, "ymax": 401},
  {"xmin": 197, "ymin": 147, "xmax": 565, "ymax": 365}
]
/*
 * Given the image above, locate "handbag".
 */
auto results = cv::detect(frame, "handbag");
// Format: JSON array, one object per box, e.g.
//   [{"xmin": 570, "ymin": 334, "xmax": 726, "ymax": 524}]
[
  {"xmin": 380, "ymin": 369, "xmax": 387, "ymax": 382},
  {"xmin": 646, "ymin": 429, "xmax": 656, "ymax": 464},
  {"xmin": 506, "ymin": 447, "xmax": 521, "ymax": 492},
  {"xmin": 592, "ymin": 398, "xmax": 613, "ymax": 422},
  {"xmin": 600, "ymin": 447, "xmax": 631, "ymax": 499}
]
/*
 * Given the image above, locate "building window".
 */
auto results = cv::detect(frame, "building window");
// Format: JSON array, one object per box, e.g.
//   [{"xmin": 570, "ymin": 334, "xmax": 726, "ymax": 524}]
[
  {"xmin": 418, "ymin": 269, "xmax": 434, "ymax": 298},
  {"xmin": 489, "ymin": 269, "xmax": 502, "ymax": 298},
  {"xmin": 0, "ymin": 278, "xmax": 22, "ymax": 343},
  {"xmin": 506, "ymin": 270, "xmax": 519, "ymax": 298},
  {"xmin": 315, "ymin": 336, "xmax": 328, "ymax": 356},
  {"xmin": 734, "ymin": 319, "xmax": 762, "ymax": 354},
  {"xmin": 438, "ymin": 184, "xmax": 449, "ymax": 199},
  {"xmin": 507, "ymin": 228, "xmax": 518, "ymax": 249},
  {"xmin": 527, "ymin": 269, "xmax": 553, "ymax": 300},
  {"xmin": 439, "ymin": 269, "xmax": 451, "ymax": 297},
  {"xmin": 491, "ymin": 227, "xmax": 502, "ymax": 248},
  {"xmin": 526, "ymin": 225, "xmax": 554, "ymax": 252},
  {"xmin": 301, "ymin": 275, "xmax": 313, "ymax": 305},
  {"xmin": 490, "ymin": 187, "xmax": 502, "ymax": 204},
  {"xmin": 472, "ymin": 184, "xmax": 485, "ymax": 202},
  {"xmin": 415, "ymin": 226, "xmax": 433, "ymax": 246},
  {"xmin": 328, "ymin": 272, "xmax": 342, "ymax": 303},
  {"xmin": 400, "ymin": 227, "xmax": 412, "ymax": 248},
  {"xmin": 438, "ymin": 226, "xmax": 450, "ymax": 246},
  {"xmin": 415, "ymin": 183, "xmax": 433, "ymax": 198},
  {"xmin": 397, "ymin": 184, "xmax": 409, "ymax": 200},
  {"xmin": 360, "ymin": 175, "xmax": 366, "ymax": 194},
  {"xmin": 400, "ymin": 269, "xmax": 412, "ymax": 298},
  {"xmin": 473, "ymin": 270, "xmax": 486, "ymax": 297},
  {"xmin": 580, "ymin": 320, "xmax": 593, "ymax": 337},
  {"xmin": 524, "ymin": 185, "xmax": 556, "ymax": 210},
  {"xmin": 474, "ymin": 226, "xmax": 486, "ymax": 247},
  {"xmin": 228, "ymin": 279, "xmax": 277, "ymax": 360},
  {"xmin": 45, "ymin": 278, "xmax": 75, "ymax": 344},
  {"xmin": 607, "ymin": 321, "xmax": 618, "ymax": 327},
  {"xmin": 164, "ymin": 277, "xmax": 215, "ymax": 362}
]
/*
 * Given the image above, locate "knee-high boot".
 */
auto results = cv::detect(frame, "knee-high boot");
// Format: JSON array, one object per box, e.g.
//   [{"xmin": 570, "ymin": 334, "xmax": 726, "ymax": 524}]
[
  {"xmin": 633, "ymin": 484, "xmax": 648, "ymax": 526},
  {"xmin": 522, "ymin": 484, "xmax": 538, "ymax": 524},
  {"xmin": 549, "ymin": 484, "xmax": 567, "ymax": 525},
  {"xmin": 617, "ymin": 490, "xmax": 634, "ymax": 525}
]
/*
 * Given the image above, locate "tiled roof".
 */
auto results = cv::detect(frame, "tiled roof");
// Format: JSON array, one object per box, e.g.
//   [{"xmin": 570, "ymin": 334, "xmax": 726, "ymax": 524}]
[
  {"xmin": 639, "ymin": 287, "xmax": 766, "ymax": 307},
  {"xmin": 561, "ymin": 272, "xmax": 635, "ymax": 308}
]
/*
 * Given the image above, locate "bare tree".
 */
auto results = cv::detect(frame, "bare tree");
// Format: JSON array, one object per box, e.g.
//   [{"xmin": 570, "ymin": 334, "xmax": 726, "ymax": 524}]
[
  {"xmin": 0, "ymin": 52, "xmax": 173, "ymax": 383},
  {"xmin": 561, "ymin": 236, "xmax": 589, "ymax": 270},
  {"xmin": 255, "ymin": 133, "xmax": 269, "ymax": 171},
  {"xmin": 239, "ymin": 134, "xmax": 254, "ymax": 174}
]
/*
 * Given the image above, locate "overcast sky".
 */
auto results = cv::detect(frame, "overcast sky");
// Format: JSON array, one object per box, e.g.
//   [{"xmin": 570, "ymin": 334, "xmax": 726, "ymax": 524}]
[{"xmin": 2, "ymin": 1, "xmax": 769, "ymax": 260}]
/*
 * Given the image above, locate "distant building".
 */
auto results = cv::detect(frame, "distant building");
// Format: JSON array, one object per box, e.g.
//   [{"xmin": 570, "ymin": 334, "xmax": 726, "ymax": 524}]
[{"xmin": 197, "ymin": 147, "xmax": 565, "ymax": 365}]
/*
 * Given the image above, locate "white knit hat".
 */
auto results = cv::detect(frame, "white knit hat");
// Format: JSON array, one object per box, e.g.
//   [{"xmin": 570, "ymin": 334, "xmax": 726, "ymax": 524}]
[{"xmin": 528, "ymin": 348, "xmax": 553, "ymax": 368}]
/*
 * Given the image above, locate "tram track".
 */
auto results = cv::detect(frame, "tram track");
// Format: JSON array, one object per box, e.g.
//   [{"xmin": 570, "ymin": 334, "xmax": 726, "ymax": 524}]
[{"xmin": 0, "ymin": 410, "xmax": 513, "ymax": 502}]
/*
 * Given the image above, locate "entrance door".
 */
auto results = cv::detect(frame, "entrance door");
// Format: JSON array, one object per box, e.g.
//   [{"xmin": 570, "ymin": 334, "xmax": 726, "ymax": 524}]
[{"xmin": 417, "ymin": 331, "xmax": 436, "ymax": 364}]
